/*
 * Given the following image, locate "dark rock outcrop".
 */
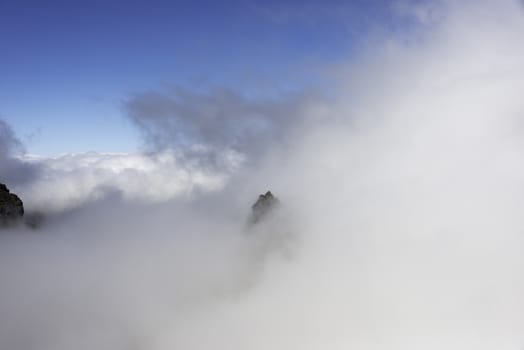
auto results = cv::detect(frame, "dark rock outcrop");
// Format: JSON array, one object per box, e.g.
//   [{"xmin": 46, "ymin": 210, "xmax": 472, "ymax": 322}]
[
  {"xmin": 0, "ymin": 183, "xmax": 24, "ymax": 226},
  {"xmin": 250, "ymin": 190, "xmax": 279, "ymax": 224}
]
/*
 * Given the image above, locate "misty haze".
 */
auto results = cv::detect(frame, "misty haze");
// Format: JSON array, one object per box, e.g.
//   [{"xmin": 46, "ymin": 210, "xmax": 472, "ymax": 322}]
[{"xmin": 1, "ymin": 1, "xmax": 524, "ymax": 349}]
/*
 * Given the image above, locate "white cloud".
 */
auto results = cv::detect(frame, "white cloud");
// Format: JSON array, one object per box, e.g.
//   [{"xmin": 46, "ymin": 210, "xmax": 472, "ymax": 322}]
[{"xmin": 18, "ymin": 150, "xmax": 243, "ymax": 212}]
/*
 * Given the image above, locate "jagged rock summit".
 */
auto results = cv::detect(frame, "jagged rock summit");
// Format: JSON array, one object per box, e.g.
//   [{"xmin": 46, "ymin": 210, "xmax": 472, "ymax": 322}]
[
  {"xmin": 250, "ymin": 190, "xmax": 279, "ymax": 224},
  {"xmin": 0, "ymin": 183, "xmax": 24, "ymax": 226}
]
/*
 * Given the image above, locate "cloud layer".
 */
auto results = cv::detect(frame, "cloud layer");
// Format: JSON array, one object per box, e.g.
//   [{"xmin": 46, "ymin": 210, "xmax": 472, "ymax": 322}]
[{"xmin": 18, "ymin": 151, "xmax": 239, "ymax": 212}]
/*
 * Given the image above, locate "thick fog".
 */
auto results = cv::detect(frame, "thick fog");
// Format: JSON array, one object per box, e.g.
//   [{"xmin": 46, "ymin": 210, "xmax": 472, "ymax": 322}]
[{"xmin": 1, "ymin": 0, "xmax": 524, "ymax": 349}]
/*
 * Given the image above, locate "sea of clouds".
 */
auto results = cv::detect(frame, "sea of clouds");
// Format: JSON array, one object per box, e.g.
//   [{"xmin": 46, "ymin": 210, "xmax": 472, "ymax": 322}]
[{"xmin": 1, "ymin": 1, "xmax": 524, "ymax": 349}]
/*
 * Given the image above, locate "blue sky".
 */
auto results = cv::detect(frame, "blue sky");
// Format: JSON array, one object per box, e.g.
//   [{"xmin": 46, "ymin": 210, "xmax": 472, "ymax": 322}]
[{"xmin": 0, "ymin": 0, "xmax": 396, "ymax": 155}]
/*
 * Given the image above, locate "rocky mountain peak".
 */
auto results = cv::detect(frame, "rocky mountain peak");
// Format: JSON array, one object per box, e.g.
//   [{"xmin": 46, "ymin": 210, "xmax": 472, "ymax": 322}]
[
  {"xmin": 250, "ymin": 190, "xmax": 279, "ymax": 224},
  {"xmin": 0, "ymin": 183, "xmax": 24, "ymax": 226}
]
